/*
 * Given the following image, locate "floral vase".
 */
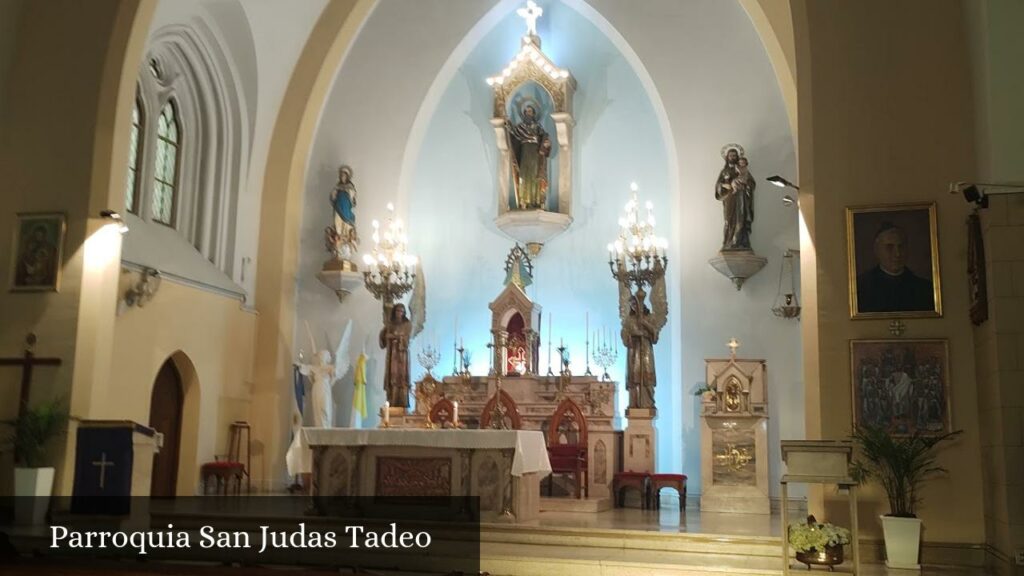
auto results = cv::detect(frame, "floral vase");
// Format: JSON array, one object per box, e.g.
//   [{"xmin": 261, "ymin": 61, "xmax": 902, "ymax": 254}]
[{"xmin": 795, "ymin": 544, "xmax": 844, "ymax": 571}]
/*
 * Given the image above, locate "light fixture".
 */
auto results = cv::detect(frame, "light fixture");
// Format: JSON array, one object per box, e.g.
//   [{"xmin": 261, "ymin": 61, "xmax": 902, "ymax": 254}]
[
  {"xmin": 950, "ymin": 181, "xmax": 1024, "ymax": 209},
  {"xmin": 99, "ymin": 209, "xmax": 129, "ymax": 234},
  {"xmin": 767, "ymin": 175, "xmax": 799, "ymax": 190},
  {"xmin": 771, "ymin": 249, "xmax": 801, "ymax": 319},
  {"xmin": 361, "ymin": 202, "xmax": 418, "ymax": 306},
  {"xmin": 607, "ymin": 182, "xmax": 668, "ymax": 289},
  {"xmin": 782, "ymin": 195, "xmax": 797, "ymax": 208}
]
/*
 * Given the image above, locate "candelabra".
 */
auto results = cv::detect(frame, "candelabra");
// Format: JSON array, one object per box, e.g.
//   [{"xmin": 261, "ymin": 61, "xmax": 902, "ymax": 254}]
[
  {"xmin": 593, "ymin": 337, "xmax": 618, "ymax": 382},
  {"xmin": 362, "ymin": 202, "xmax": 417, "ymax": 306},
  {"xmin": 417, "ymin": 343, "xmax": 441, "ymax": 377},
  {"xmin": 456, "ymin": 346, "xmax": 472, "ymax": 376},
  {"xmin": 607, "ymin": 182, "xmax": 668, "ymax": 290}
]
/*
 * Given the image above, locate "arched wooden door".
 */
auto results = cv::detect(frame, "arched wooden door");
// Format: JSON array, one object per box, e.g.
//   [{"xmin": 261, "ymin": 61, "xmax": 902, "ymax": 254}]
[{"xmin": 149, "ymin": 359, "xmax": 183, "ymax": 497}]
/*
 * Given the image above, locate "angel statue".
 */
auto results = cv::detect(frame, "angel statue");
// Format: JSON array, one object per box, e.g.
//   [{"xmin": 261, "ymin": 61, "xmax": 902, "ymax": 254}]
[
  {"xmin": 379, "ymin": 264, "xmax": 426, "ymax": 409},
  {"xmin": 287, "ymin": 320, "xmax": 353, "ymax": 479},
  {"xmin": 618, "ymin": 279, "xmax": 668, "ymax": 410}
]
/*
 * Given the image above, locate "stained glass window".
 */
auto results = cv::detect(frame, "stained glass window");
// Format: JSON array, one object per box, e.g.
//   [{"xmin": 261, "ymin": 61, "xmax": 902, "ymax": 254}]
[
  {"xmin": 152, "ymin": 101, "xmax": 180, "ymax": 225},
  {"xmin": 125, "ymin": 97, "xmax": 143, "ymax": 214}
]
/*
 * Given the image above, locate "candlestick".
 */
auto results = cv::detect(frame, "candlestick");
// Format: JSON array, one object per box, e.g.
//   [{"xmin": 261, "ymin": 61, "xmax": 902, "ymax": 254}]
[
  {"xmin": 584, "ymin": 312, "xmax": 592, "ymax": 376},
  {"xmin": 382, "ymin": 401, "xmax": 390, "ymax": 426},
  {"xmin": 452, "ymin": 401, "xmax": 459, "ymax": 427},
  {"xmin": 547, "ymin": 314, "xmax": 553, "ymax": 376}
]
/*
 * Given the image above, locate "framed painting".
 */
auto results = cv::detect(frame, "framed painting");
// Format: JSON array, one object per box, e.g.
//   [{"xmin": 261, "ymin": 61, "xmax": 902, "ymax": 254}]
[
  {"xmin": 846, "ymin": 202, "xmax": 941, "ymax": 319},
  {"xmin": 850, "ymin": 339, "xmax": 950, "ymax": 435},
  {"xmin": 10, "ymin": 212, "xmax": 66, "ymax": 292}
]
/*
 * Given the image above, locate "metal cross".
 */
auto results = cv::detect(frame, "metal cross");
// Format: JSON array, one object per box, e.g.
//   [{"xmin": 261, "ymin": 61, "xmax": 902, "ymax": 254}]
[
  {"xmin": 727, "ymin": 337, "xmax": 740, "ymax": 358},
  {"xmin": 517, "ymin": 1, "xmax": 543, "ymax": 36},
  {"xmin": 92, "ymin": 452, "xmax": 115, "ymax": 490}
]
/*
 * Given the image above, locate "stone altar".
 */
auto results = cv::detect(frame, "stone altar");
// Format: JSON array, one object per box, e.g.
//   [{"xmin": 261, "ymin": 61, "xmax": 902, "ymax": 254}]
[
  {"xmin": 700, "ymin": 348, "xmax": 769, "ymax": 514},
  {"xmin": 400, "ymin": 374, "xmax": 620, "ymax": 499},
  {"xmin": 305, "ymin": 429, "xmax": 549, "ymax": 523}
]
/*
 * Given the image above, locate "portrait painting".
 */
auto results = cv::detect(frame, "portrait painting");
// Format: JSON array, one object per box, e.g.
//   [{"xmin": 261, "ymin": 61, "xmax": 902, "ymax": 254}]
[
  {"xmin": 850, "ymin": 339, "xmax": 950, "ymax": 435},
  {"xmin": 10, "ymin": 212, "xmax": 66, "ymax": 292},
  {"xmin": 846, "ymin": 202, "xmax": 941, "ymax": 318}
]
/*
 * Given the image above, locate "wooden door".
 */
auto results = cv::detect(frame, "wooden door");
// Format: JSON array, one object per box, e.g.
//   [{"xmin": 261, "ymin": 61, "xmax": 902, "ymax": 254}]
[{"xmin": 149, "ymin": 359, "xmax": 183, "ymax": 498}]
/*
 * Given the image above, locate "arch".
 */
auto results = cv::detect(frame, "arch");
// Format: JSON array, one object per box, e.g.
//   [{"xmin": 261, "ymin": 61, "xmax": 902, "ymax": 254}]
[
  {"xmin": 158, "ymin": 350, "xmax": 200, "ymax": 496},
  {"xmin": 548, "ymin": 396, "xmax": 587, "ymax": 447},
  {"xmin": 479, "ymin": 388, "xmax": 523, "ymax": 430}
]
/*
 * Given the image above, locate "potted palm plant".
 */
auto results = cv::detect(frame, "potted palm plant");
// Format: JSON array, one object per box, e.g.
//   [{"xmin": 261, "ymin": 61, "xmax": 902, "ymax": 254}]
[
  {"xmin": 10, "ymin": 400, "xmax": 67, "ymax": 524},
  {"xmin": 851, "ymin": 425, "xmax": 961, "ymax": 570}
]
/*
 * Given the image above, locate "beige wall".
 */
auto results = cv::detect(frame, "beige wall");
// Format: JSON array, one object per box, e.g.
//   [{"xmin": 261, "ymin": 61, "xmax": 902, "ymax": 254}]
[
  {"xmin": 796, "ymin": 0, "xmax": 985, "ymax": 545},
  {"xmin": 108, "ymin": 274, "xmax": 256, "ymax": 495}
]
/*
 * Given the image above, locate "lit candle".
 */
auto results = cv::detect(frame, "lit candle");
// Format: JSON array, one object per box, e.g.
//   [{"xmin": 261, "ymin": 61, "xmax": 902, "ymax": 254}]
[
  {"xmin": 382, "ymin": 401, "xmax": 390, "ymax": 426},
  {"xmin": 452, "ymin": 401, "xmax": 459, "ymax": 426}
]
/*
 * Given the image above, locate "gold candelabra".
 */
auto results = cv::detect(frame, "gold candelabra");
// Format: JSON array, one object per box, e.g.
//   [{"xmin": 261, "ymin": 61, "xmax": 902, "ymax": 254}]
[
  {"xmin": 607, "ymin": 182, "xmax": 668, "ymax": 290},
  {"xmin": 362, "ymin": 202, "xmax": 417, "ymax": 306}
]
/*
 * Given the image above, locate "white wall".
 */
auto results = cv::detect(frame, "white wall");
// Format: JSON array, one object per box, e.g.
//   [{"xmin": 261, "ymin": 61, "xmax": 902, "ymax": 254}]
[{"xmin": 298, "ymin": 0, "xmax": 801, "ymax": 498}]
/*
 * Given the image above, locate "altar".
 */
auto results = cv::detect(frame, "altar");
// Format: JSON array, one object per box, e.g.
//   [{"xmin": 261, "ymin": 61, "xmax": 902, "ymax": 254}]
[{"xmin": 304, "ymin": 428, "xmax": 550, "ymax": 523}]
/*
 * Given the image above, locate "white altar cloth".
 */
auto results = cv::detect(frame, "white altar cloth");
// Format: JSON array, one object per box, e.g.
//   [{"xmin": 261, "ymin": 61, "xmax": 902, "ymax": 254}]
[{"xmin": 302, "ymin": 428, "xmax": 551, "ymax": 478}]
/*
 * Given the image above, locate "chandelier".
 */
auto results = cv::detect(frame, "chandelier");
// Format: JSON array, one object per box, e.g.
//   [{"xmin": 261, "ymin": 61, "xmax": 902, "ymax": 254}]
[
  {"xmin": 607, "ymin": 183, "xmax": 668, "ymax": 288},
  {"xmin": 362, "ymin": 202, "xmax": 417, "ymax": 305}
]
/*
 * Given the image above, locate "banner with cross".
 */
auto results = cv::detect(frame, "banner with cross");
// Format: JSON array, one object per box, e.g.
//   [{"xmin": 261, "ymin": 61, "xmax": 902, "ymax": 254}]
[{"xmin": 71, "ymin": 425, "xmax": 134, "ymax": 514}]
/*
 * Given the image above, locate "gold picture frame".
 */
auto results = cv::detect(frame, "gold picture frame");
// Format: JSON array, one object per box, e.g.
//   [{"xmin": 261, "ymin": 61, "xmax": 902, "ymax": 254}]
[
  {"xmin": 850, "ymin": 339, "xmax": 951, "ymax": 435},
  {"xmin": 846, "ymin": 202, "xmax": 941, "ymax": 319},
  {"xmin": 10, "ymin": 212, "xmax": 66, "ymax": 292}
]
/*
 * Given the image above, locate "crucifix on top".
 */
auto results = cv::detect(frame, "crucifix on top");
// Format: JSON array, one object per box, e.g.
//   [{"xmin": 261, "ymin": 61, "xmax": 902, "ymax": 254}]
[{"xmin": 488, "ymin": 1, "xmax": 576, "ymax": 257}]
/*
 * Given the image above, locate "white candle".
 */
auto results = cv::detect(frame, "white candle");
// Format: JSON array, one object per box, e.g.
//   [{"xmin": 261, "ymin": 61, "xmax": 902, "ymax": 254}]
[
  {"xmin": 452, "ymin": 401, "xmax": 459, "ymax": 426},
  {"xmin": 383, "ymin": 401, "xmax": 390, "ymax": 425}
]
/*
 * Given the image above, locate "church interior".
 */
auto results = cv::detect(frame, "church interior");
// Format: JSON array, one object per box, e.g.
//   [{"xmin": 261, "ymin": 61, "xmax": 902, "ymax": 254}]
[{"xmin": 0, "ymin": 1, "xmax": 1022, "ymax": 575}]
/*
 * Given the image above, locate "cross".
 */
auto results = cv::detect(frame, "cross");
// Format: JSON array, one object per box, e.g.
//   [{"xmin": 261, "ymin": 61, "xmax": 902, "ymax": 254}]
[
  {"xmin": 0, "ymin": 333, "xmax": 62, "ymax": 422},
  {"xmin": 92, "ymin": 452, "xmax": 115, "ymax": 490},
  {"xmin": 517, "ymin": 1, "xmax": 543, "ymax": 36},
  {"xmin": 727, "ymin": 337, "xmax": 740, "ymax": 359}
]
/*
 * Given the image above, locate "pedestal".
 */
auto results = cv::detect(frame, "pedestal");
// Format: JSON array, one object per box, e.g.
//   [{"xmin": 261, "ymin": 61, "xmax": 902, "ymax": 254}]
[
  {"xmin": 624, "ymin": 408, "xmax": 655, "ymax": 473},
  {"xmin": 316, "ymin": 260, "xmax": 362, "ymax": 303},
  {"xmin": 708, "ymin": 250, "xmax": 767, "ymax": 290}
]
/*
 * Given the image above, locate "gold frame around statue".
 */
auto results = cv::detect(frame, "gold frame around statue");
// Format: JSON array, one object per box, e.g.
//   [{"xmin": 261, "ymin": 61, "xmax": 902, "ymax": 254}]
[
  {"xmin": 849, "ymin": 338, "xmax": 952, "ymax": 436},
  {"xmin": 845, "ymin": 202, "xmax": 942, "ymax": 319}
]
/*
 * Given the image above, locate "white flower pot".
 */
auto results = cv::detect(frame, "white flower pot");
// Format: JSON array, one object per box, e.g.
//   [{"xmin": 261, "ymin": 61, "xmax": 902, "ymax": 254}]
[
  {"xmin": 14, "ymin": 466, "xmax": 55, "ymax": 525},
  {"xmin": 880, "ymin": 515, "xmax": 922, "ymax": 570}
]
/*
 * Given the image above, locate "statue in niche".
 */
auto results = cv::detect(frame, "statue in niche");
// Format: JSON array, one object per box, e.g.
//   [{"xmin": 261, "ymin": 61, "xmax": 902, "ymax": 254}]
[
  {"xmin": 379, "ymin": 303, "xmax": 413, "ymax": 408},
  {"xmin": 507, "ymin": 102, "xmax": 552, "ymax": 210},
  {"xmin": 326, "ymin": 165, "xmax": 358, "ymax": 262},
  {"xmin": 714, "ymin": 145, "xmax": 756, "ymax": 251},
  {"xmin": 618, "ymin": 277, "xmax": 668, "ymax": 410}
]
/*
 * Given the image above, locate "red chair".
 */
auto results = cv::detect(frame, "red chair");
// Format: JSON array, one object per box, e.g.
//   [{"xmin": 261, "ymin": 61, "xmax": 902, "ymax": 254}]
[
  {"xmin": 479, "ymin": 389, "xmax": 523, "ymax": 430},
  {"xmin": 546, "ymin": 397, "xmax": 588, "ymax": 499},
  {"xmin": 429, "ymin": 397, "xmax": 457, "ymax": 428},
  {"xmin": 648, "ymin": 473, "xmax": 688, "ymax": 509},
  {"xmin": 613, "ymin": 471, "xmax": 650, "ymax": 509}
]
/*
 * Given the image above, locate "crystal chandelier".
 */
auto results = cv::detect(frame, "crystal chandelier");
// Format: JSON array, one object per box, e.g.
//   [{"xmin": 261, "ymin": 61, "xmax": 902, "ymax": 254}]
[
  {"xmin": 362, "ymin": 202, "xmax": 417, "ymax": 306},
  {"xmin": 607, "ymin": 182, "xmax": 668, "ymax": 288}
]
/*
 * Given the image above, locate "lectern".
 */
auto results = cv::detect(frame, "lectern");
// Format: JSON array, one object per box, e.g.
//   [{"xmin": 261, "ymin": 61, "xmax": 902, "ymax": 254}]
[{"xmin": 780, "ymin": 440, "xmax": 861, "ymax": 575}]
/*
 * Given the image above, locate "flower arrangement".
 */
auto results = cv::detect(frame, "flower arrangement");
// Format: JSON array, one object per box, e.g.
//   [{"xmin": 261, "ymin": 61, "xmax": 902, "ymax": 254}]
[
  {"xmin": 788, "ymin": 515, "xmax": 851, "ymax": 553},
  {"xmin": 693, "ymin": 383, "xmax": 716, "ymax": 396}
]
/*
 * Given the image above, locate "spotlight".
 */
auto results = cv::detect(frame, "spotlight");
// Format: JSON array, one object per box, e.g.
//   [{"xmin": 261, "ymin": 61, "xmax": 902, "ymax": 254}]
[
  {"xmin": 767, "ymin": 175, "xmax": 799, "ymax": 190},
  {"xmin": 782, "ymin": 195, "xmax": 796, "ymax": 207},
  {"xmin": 950, "ymin": 181, "xmax": 1024, "ymax": 208},
  {"xmin": 961, "ymin": 185, "xmax": 986, "ymax": 208},
  {"xmin": 99, "ymin": 209, "xmax": 129, "ymax": 234}
]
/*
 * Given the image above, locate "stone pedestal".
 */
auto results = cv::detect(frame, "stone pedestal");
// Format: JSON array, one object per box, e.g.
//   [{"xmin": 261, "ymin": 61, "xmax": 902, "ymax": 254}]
[
  {"xmin": 708, "ymin": 250, "xmax": 767, "ymax": 290},
  {"xmin": 700, "ymin": 355, "xmax": 769, "ymax": 514},
  {"xmin": 624, "ymin": 408, "xmax": 655, "ymax": 473},
  {"xmin": 316, "ymin": 260, "xmax": 362, "ymax": 303}
]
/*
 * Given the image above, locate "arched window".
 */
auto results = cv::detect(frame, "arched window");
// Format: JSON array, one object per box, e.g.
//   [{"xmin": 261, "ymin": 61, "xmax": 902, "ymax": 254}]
[
  {"xmin": 152, "ymin": 101, "xmax": 181, "ymax": 225},
  {"xmin": 125, "ymin": 96, "xmax": 144, "ymax": 214}
]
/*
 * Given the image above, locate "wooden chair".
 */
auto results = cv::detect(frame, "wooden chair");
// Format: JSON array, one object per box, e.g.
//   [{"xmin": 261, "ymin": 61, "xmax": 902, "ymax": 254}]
[
  {"xmin": 429, "ymin": 397, "xmax": 456, "ymax": 428},
  {"xmin": 648, "ymin": 473, "xmax": 687, "ymax": 509},
  {"xmin": 479, "ymin": 389, "xmax": 523, "ymax": 430},
  {"xmin": 546, "ymin": 397, "xmax": 588, "ymax": 499}
]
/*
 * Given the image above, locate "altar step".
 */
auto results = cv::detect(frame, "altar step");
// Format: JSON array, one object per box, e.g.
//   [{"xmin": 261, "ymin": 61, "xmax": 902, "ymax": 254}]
[{"xmin": 539, "ymin": 496, "xmax": 612, "ymax": 513}]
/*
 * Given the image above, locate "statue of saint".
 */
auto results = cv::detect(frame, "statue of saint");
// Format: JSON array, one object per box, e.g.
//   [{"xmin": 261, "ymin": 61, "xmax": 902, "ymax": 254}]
[
  {"xmin": 507, "ymin": 104, "xmax": 552, "ymax": 210},
  {"xmin": 618, "ymin": 276, "xmax": 668, "ymax": 410},
  {"xmin": 379, "ymin": 303, "xmax": 413, "ymax": 408},
  {"xmin": 328, "ymin": 165, "xmax": 358, "ymax": 261},
  {"xmin": 714, "ymin": 146, "xmax": 756, "ymax": 250}
]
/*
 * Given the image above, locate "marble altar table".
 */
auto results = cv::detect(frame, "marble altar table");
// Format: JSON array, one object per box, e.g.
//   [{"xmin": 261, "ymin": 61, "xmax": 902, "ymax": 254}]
[{"xmin": 304, "ymin": 428, "xmax": 550, "ymax": 522}]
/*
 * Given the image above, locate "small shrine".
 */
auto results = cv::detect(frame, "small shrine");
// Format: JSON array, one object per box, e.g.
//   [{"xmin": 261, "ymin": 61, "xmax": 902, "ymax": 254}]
[
  {"xmin": 489, "ymin": 244, "xmax": 541, "ymax": 375},
  {"xmin": 700, "ymin": 339, "xmax": 769, "ymax": 514},
  {"xmin": 488, "ymin": 1, "xmax": 576, "ymax": 256}
]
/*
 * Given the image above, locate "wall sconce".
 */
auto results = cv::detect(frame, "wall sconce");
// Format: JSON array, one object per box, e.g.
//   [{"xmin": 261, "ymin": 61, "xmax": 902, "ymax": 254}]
[
  {"xmin": 124, "ymin": 267, "xmax": 161, "ymax": 308},
  {"xmin": 767, "ymin": 175, "xmax": 799, "ymax": 208},
  {"xmin": 949, "ymin": 181, "xmax": 1024, "ymax": 209},
  {"xmin": 99, "ymin": 209, "xmax": 129, "ymax": 234}
]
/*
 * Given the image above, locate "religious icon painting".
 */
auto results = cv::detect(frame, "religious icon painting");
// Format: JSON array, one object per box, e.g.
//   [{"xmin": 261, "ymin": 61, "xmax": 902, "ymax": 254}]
[
  {"xmin": 846, "ymin": 202, "xmax": 942, "ymax": 319},
  {"xmin": 10, "ymin": 212, "xmax": 66, "ymax": 292},
  {"xmin": 850, "ymin": 339, "xmax": 951, "ymax": 435}
]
